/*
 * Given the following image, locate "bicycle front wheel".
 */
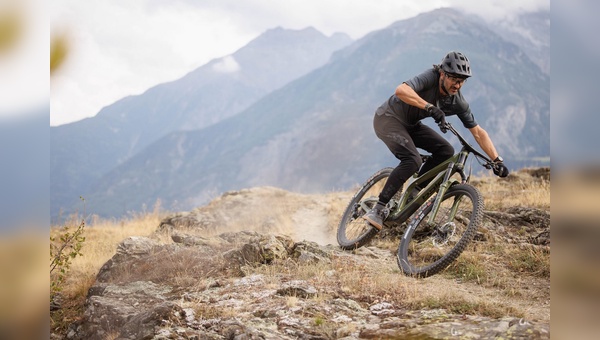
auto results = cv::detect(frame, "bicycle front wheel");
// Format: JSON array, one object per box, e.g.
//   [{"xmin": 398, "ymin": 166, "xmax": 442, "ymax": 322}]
[
  {"xmin": 397, "ymin": 183, "xmax": 483, "ymax": 278},
  {"xmin": 337, "ymin": 168, "xmax": 392, "ymax": 250}
]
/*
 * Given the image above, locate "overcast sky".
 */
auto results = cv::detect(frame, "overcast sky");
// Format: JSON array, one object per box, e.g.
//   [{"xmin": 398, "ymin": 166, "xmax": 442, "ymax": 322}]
[{"xmin": 48, "ymin": 0, "xmax": 548, "ymax": 126}]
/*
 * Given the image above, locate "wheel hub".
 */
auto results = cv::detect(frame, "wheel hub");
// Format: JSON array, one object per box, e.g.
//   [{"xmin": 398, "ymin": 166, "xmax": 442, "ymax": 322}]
[{"xmin": 432, "ymin": 222, "xmax": 456, "ymax": 246}]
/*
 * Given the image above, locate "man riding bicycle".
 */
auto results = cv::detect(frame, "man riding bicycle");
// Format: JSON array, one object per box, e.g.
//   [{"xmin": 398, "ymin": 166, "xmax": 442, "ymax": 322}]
[{"xmin": 363, "ymin": 51, "xmax": 509, "ymax": 230}]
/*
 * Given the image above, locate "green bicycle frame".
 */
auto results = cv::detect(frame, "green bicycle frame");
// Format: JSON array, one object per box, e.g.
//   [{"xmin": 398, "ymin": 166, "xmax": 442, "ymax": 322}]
[
  {"xmin": 384, "ymin": 122, "xmax": 491, "ymax": 226},
  {"xmin": 387, "ymin": 148, "xmax": 470, "ymax": 223}
]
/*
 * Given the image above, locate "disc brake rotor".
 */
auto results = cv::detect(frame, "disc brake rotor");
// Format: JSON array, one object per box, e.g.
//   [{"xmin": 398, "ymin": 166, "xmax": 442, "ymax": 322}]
[{"xmin": 432, "ymin": 222, "xmax": 456, "ymax": 246}]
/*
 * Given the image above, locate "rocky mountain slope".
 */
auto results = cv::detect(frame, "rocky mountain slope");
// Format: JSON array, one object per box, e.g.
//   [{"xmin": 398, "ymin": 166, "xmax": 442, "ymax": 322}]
[
  {"xmin": 78, "ymin": 8, "xmax": 550, "ymax": 218},
  {"xmin": 488, "ymin": 10, "xmax": 550, "ymax": 75},
  {"xmin": 59, "ymin": 168, "xmax": 550, "ymax": 339},
  {"xmin": 51, "ymin": 27, "xmax": 352, "ymax": 220}
]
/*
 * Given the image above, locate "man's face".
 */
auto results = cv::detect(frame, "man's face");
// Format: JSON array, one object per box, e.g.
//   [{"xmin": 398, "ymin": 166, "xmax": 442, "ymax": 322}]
[{"xmin": 441, "ymin": 71, "xmax": 467, "ymax": 95}]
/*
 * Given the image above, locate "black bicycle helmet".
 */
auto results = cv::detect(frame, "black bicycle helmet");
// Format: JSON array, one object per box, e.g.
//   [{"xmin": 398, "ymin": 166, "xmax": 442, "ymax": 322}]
[{"xmin": 440, "ymin": 51, "xmax": 472, "ymax": 78}]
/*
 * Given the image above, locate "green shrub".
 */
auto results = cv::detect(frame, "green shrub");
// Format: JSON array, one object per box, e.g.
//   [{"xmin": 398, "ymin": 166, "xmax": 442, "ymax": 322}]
[{"xmin": 50, "ymin": 218, "xmax": 86, "ymax": 300}]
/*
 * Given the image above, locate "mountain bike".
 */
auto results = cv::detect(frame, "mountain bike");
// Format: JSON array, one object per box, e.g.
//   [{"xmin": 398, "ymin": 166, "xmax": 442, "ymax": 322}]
[{"xmin": 337, "ymin": 122, "xmax": 499, "ymax": 277}]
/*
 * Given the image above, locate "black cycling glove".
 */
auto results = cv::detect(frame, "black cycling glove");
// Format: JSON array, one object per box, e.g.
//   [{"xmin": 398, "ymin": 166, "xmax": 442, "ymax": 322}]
[
  {"xmin": 492, "ymin": 160, "xmax": 509, "ymax": 177},
  {"xmin": 425, "ymin": 104, "xmax": 447, "ymax": 133}
]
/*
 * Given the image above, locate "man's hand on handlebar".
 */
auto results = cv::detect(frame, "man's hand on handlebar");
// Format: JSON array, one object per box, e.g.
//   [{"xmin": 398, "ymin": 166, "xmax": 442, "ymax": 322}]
[
  {"xmin": 425, "ymin": 104, "xmax": 447, "ymax": 133},
  {"xmin": 492, "ymin": 161, "xmax": 509, "ymax": 178},
  {"xmin": 437, "ymin": 121, "xmax": 448, "ymax": 133}
]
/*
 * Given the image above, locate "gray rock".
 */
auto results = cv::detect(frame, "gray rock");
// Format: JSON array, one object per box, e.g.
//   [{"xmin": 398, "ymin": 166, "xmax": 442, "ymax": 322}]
[{"xmin": 276, "ymin": 280, "xmax": 318, "ymax": 299}]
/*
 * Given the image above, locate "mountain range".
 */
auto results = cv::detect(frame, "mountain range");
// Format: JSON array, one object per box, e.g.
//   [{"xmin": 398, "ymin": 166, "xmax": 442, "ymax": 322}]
[
  {"xmin": 51, "ymin": 27, "xmax": 352, "ymax": 219},
  {"xmin": 51, "ymin": 8, "xmax": 550, "ymax": 220}
]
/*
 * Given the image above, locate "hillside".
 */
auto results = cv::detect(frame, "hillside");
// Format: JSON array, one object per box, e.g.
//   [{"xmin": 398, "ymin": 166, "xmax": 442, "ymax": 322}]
[
  {"xmin": 51, "ymin": 168, "xmax": 550, "ymax": 339},
  {"xmin": 51, "ymin": 27, "xmax": 352, "ymax": 221}
]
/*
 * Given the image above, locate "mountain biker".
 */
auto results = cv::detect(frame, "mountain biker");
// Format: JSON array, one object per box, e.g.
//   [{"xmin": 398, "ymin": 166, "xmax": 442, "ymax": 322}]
[{"xmin": 363, "ymin": 51, "xmax": 509, "ymax": 230}]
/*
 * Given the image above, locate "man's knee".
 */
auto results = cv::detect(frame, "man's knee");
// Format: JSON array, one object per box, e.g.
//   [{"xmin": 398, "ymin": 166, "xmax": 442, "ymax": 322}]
[
  {"xmin": 402, "ymin": 155, "xmax": 422, "ymax": 174},
  {"xmin": 438, "ymin": 144, "xmax": 454, "ymax": 159}
]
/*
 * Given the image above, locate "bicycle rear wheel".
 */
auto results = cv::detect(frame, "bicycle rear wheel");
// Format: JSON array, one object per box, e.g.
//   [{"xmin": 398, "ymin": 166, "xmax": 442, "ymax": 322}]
[
  {"xmin": 397, "ymin": 183, "xmax": 483, "ymax": 278},
  {"xmin": 337, "ymin": 168, "xmax": 392, "ymax": 250}
]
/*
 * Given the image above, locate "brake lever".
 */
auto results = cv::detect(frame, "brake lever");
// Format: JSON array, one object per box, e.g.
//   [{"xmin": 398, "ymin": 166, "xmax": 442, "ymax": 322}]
[
  {"xmin": 485, "ymin": 161, "xmax": 497, "ymax": 170},
  {"xmin": 438, "ymin": 121, "xmax": 449, "ymax": 133}
]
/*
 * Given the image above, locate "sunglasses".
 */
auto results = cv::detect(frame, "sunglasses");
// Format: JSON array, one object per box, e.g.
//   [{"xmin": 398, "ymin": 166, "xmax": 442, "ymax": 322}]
[{"xmin": 445, "ymin": 72, "xmax": 467, "ymax": 85}]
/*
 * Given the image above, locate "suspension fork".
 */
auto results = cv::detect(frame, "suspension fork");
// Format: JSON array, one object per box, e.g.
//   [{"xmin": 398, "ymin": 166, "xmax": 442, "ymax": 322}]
[
  {"xmin": 427, "ymin": 162, "xmax": 457, "ymax": 225},
  {"xmin": 426, "ymin": 151, "xmax": 469, "ymax": 225}
]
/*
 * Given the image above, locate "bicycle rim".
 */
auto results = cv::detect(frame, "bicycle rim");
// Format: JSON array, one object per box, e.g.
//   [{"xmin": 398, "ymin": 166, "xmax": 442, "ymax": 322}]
[
  {"xmin": 337, "ymin": 168, "xmax": 392, "ymax": 250},
  {"xmin": 397, "ymin": 184, "xmax": 483, "ymax": 277}
]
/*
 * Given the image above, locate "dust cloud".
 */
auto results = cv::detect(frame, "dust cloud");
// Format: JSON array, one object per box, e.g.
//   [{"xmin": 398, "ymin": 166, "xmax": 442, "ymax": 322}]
[{"xmin": 187, "ymin": 186, "xmax": 352, "ymax": 246}]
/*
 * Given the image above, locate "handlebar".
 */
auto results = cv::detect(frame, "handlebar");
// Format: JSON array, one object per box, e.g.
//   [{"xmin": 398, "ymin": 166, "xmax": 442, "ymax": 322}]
[{"xmin": 439, "ymin": 122, "xmax": 496, "ymax": 169}]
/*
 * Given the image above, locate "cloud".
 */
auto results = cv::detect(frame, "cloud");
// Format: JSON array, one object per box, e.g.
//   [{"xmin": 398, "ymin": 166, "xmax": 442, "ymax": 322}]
[
  {"xmin": 448, "ymin": 0, "xmax": 549, "ymax": 21},
  {"xmin": 51, "ymin": 0, "xmax": 256, "ymax": 125},
  {"xmin": 212, "ymin": 55, "xmax": 241, "ymax": 73},
  {"xmin": 161, "ymin": 0, "xmax": 429, "ymax": 39}
]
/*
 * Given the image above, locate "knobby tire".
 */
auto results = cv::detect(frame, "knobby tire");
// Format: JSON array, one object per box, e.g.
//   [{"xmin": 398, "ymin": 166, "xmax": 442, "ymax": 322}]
[
  {"xmin": 337, "ymin": 168, "xmax": 393, "ymax": 250},
  {"xmin": 397, "ymin": 183, "xmax": 483, "ymax": 278}
]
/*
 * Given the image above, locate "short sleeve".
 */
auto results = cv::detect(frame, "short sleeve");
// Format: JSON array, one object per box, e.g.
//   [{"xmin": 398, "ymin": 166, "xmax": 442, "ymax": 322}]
[
  {"xmin": 404, "ymin": 69, "xmax": 438, "ymax": 93},
  {"xmin": 457, "ymin": 107, "xmax": 478, "ymax": 129}
]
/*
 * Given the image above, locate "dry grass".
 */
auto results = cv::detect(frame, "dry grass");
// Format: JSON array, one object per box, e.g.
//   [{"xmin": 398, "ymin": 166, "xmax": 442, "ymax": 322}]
[
  {"xmin": 50, "ymin": 210, "xmax": 166, "ymax": 334},
  {"xmin": 406, "ymin": 294, "xmax": 521, "ymax": 319},
  {"xmin": 246, "ymin": 245, "xmax": 531, "ymax": 320},
  {"xmin": 193, "ymin": 304, "xmax": 237, "ymax": 320},
  {"xmin": 54, "ymin": 211, "xmax": 164, "ymax": 289},
  {"xmin": 471, "ymin": 170, "xmax": 550, "ymax": 211},
  {"xmin": 248, "ymin": 252, "xmax": 409, "ymax": 306}
]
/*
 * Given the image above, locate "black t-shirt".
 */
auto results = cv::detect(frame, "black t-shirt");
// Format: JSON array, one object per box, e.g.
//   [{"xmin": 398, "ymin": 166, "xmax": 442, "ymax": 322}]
[{"xmin": 378, "ymin": 67, "xmax": 478, "ymax": 129}]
